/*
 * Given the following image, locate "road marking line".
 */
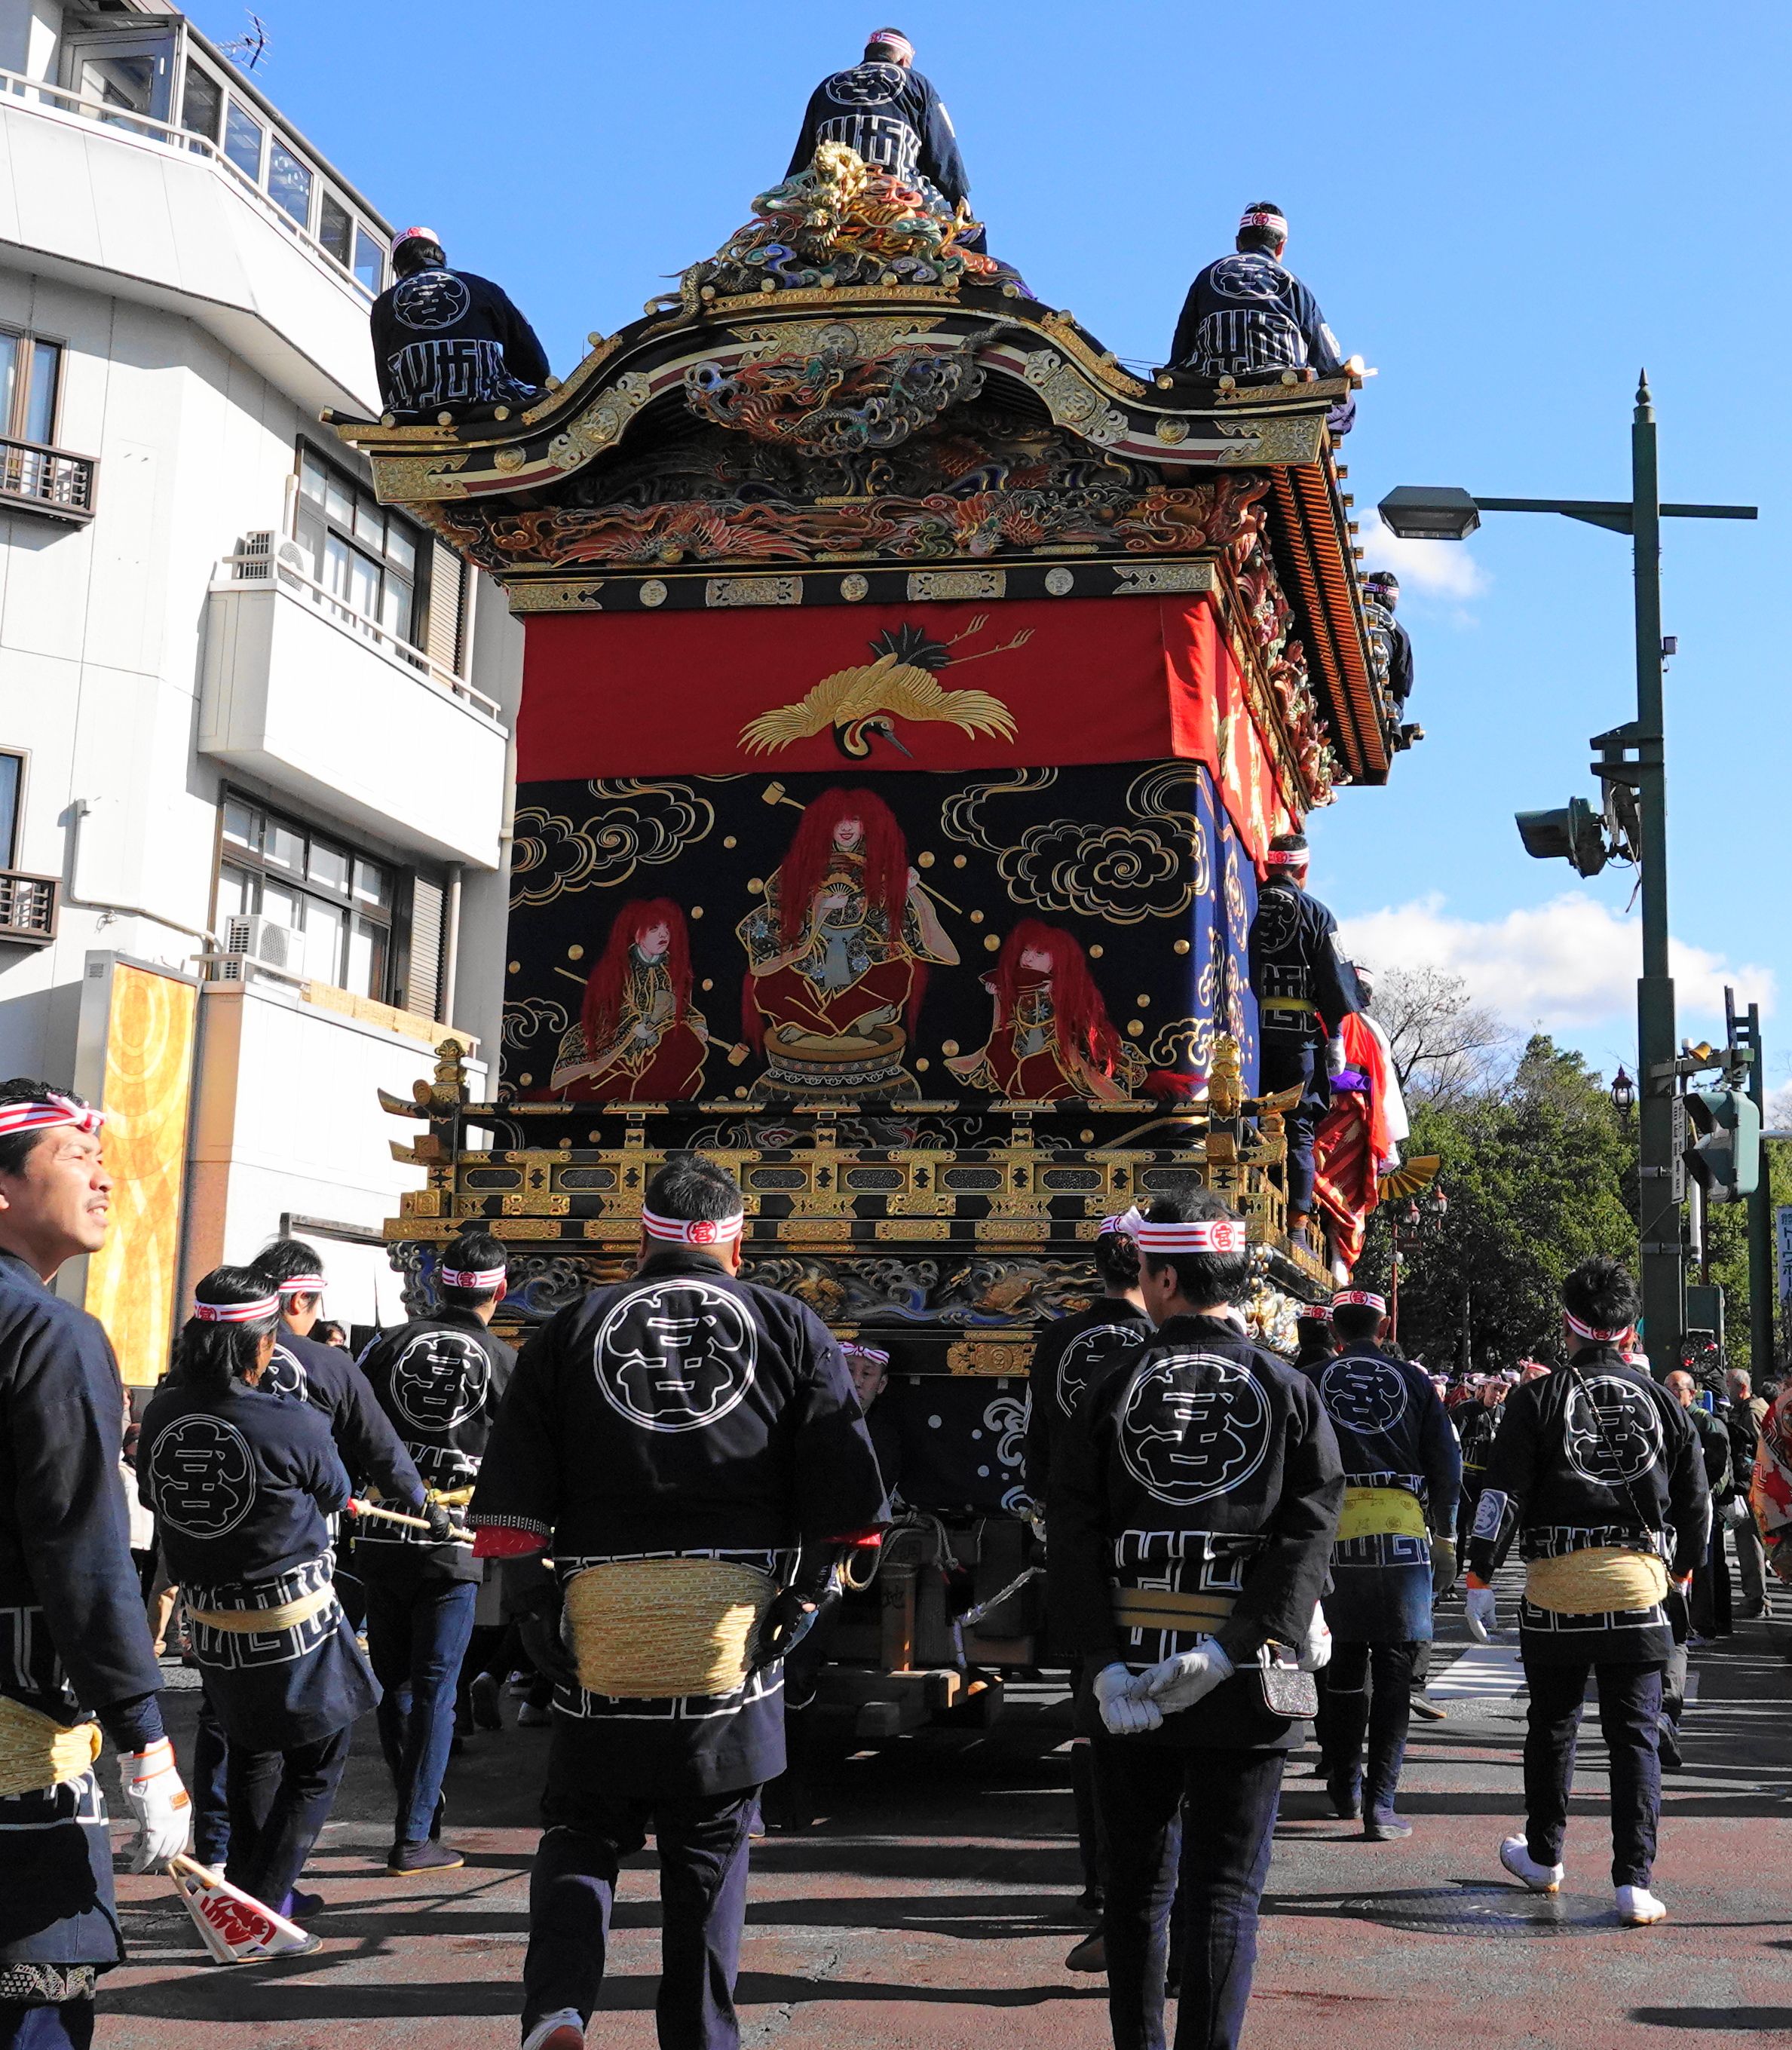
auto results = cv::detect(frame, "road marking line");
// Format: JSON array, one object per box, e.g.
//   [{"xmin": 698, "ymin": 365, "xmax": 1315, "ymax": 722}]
[{"xmin": 1429, "ymin": 1643, "xmax": 1527, "ymax": 1699}]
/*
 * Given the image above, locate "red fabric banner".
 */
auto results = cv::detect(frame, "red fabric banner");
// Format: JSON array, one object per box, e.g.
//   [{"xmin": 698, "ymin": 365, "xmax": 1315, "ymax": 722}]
[{"xmin": 519, "ymin": 593, "xmax": 1296, "ymax": 862}]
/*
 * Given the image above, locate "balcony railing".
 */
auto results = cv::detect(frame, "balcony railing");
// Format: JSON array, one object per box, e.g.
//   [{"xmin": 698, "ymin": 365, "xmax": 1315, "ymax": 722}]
[
  {"xmin": 213, "ymin": 536, "xmax": 502, "ymax": 723},
  {"xmin": 0, "ymin": 869, "xmax": 59, "ymax": 945},
  {"xmin": 0, "ymin": 65, "xmax": 381, "ymax": 307},
  {"xmin": 0, "ymin": 434, "xmax": 97, "ymax": 524}
]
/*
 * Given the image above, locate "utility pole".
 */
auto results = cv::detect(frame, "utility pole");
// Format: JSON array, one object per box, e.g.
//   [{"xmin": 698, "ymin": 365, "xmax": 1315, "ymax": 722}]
[
  {"xmin": 1741, "ymin": 1001, "xmax": 1774, "ymax": 1381},
  {"xmin": 1629, "ymin": 378, "xmax": 1683, "ymax": 1365},
  {"xmin": 1380, "ymin": 385, "xmax": 1758, "ymax": 1376}
]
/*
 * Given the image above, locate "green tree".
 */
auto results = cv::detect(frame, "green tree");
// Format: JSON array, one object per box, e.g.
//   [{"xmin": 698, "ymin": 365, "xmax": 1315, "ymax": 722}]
[{"xmin": 1357, "ymin": 1035, "xmax": 1638, "ymax": 1371}]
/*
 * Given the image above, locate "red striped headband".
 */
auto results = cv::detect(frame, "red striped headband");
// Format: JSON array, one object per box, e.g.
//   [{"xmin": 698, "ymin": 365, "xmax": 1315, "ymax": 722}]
[
  {"xmin": 1099, "ymin": 1207, "xmax": 1145, "ymax": 1239},
  {"xmin": 193, "ymin": 1291, "xmax": 280, "ymax": 1323},
  {"xmin": 1565, "ymin": 1310, "xmax": 1631, "ymax": 1344},
  {"xmin": 1240, "ymin": 207, "xmax": 1288, "ymax": 238},
  {"xmin": 1333, "ymin": 1290, "xmax": 1387, "ymax": 1313},
  {"xmin": 868, "ymin": 27, "xmax": 914, "ymax": 59},
  {"xmin": 1264, "ymin": 848, "xmax": 1308, "ymax": 868},
  {"xmin": 0, "ymin": 1094, "xmax": 103, "ymax": 1139},
  {"xmin": 1136, "ymin": 1218, "xmax": 1248, "ymax": 1255},
  {"xmin": 843, "ymin": 1342, "xmax": 890, "ymax": 1365},
  {"xmin": 276, "ymin": 1275, "xmax": 325, "ymax": 1295},
  {"xmin": 442, "ymin": 1265, "xmax": 506, "ymax": 1289},
  {"xmin": 642, "ymin": 1206, "xmax": 745, "ymax": 1246}
]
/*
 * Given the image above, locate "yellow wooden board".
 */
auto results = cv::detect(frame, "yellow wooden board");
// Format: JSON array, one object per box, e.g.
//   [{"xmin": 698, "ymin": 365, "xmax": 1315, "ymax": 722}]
[{"xmin": 84, "ymin": 964, "xmax": 198, "ymax": 1387}]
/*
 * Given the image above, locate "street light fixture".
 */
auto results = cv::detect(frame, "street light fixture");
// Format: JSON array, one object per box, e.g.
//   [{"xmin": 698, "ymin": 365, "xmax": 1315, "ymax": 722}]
[
  {"xmin": 1377, "ymin": 485, "xmax": 1481, "ymax": 541},
  {"xmin": 1374, "ymin": 378, "xmax": 1757, "ymax": 1371},
  {"xmin": 1611, "ymin": 1066, "xmax": 1636, "ymax": 1117}
]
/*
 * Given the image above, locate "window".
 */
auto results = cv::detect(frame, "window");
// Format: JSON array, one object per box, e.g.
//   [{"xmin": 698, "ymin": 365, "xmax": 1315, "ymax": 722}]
[
  {"xmin": 268, "ymin": 139, "xmax": 313, "ymax": 228},
  {"xmin": 0, "ymin": 334, "xmax": 63, "ymax": 446},
  {"xmin": 319, "ymin": 192, "xmax": 353, "ymax": 268},
  {"xmin": 180, "ymin": 63, "xmax": 222, "ymax": 142},
  {"xmin": 222, "ymin": 99, "xmax": 264, "ymax": 181},
  {"xmin": 292, "ymin": 448, "xmax": 421, "ymax": 642},
  {"xmin": 354, "ymin": 225, "xmax": 385, "ymax": 295},
  {"xmin": 218, "ymin": 792, "xmax": 396, "ymax": 1001},
  {"xmin": 0, "ymin": 753, "xmax": 22, "ymax": 867}
]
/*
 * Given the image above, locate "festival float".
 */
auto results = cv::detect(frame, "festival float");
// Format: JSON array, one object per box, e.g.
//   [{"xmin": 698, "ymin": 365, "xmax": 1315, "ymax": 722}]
[{"xmin": 335, "ymin": 146, "xmax": 1401, "ymax": 1727}]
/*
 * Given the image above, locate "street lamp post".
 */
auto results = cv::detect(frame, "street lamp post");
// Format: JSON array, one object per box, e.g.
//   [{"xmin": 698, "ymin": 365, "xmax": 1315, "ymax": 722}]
[{"xmin": 1378, "ymin": 379, "xmax": 1756, "ymax": 1374}]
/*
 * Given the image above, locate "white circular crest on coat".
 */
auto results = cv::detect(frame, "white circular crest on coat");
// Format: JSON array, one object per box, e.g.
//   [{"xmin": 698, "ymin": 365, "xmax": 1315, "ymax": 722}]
[
  {"xmin": 1564, "ymin": 1374, "xmax": 1663, "ymax": 1488},
  {"xmin": 147, "ymin": 1414, "xmax": 259, "ymax": 1537},
  {"xmin": 593, "ymin": 1279, "xmax": 758, "ymax": 1433},
  {"xmin": 1118, "ymin": 1353, "xmax": 1270, "ymax": 1506},
  {"xmin": 392, "ymin": 1330, "xmax": 492, "ymax": 1433}
]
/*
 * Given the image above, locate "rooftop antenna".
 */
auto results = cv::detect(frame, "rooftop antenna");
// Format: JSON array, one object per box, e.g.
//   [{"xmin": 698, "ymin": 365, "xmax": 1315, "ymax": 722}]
[{"xmin": 221, "ymin": 11, "xmax": 269, "ymax": 72}]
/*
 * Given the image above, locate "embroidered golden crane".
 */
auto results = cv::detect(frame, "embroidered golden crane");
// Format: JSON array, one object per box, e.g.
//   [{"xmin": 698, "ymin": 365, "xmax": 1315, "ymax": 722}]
[{"xmin": 739, "ymin": 617, "xmax": 1027, "ymax": 758}]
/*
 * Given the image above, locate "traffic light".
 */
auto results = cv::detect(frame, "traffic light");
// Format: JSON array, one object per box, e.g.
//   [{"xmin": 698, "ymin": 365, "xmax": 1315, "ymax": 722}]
[
  {"xmin": 1515, "ymin": 796, "xmax": 1608, "ymax": 877},
  {"xmin": 1684, "ymin": 1086, "xmax": 1761, "ymax": 1203}
]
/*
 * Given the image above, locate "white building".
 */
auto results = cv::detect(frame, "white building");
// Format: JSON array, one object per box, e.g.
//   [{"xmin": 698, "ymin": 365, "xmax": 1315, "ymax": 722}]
[{"xmin": 0, "ymin": 0, "xmax": 519, "ymax": 1374}]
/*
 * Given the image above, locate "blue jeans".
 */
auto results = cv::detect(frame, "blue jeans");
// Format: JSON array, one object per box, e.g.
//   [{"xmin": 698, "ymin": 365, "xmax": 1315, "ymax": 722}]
[
  {"xmin": 1093, "ymin": 1739, "xmax": 1285, "ymax": 2050},
  {"xmin": 1523, "ymin": 1657, "xmax": 1662, "ymax": 1887},
  {"xmin": 364, "ymin": 1573, "xmax": 478, "ymax": 1846},
  {"xmin": 525, "ymin": 1720, "xmax": 758, "ymax": 2050},
  {"xmin": 224, "ymin": 1724, "xmax": 352, "ymax": 1912},
  {"xmin": 1324, "ymin": 1640, "xmax": 1417, "ymax": 1818},
  {"xmin": 0, "ymin": 2003, "xmax": 91, "ymax": 2048}
]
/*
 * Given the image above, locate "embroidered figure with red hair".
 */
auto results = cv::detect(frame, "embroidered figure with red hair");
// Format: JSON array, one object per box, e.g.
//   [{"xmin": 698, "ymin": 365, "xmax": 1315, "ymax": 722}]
[
  {"xmin": 946, "ymin": 920, "xmax": 1144, "ymax": 1102},
  {"xmin": 737, "ymin": 787, "xmax": 956, "ymax": 1102},
  {"xmin": 550, "ymin": 899, "xmax": 709, "ymax": 1102}
]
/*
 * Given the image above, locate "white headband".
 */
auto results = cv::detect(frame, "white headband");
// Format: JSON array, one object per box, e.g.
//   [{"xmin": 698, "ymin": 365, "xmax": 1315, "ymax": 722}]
[
  {"xmin": 193, "ymin": 1292, "xmax": 280, "ymax": 1324},
  {"xmin": 0, "ymin": 1093, "xmax": 103, "ymax": 1139},
  {"xmin": 1136, "ymin": 1218, "xmax": 1248, "ymax": 1255},
  {"xmin": 1333, "ymin": 1290, "xmax": 1387, "ymax": 1313},
  {"xmin": 442, "ymin": 1265, "xmax": 506, "ymax": 1290},
  {"xmin": 1099, "ymin": 1207, "xmax": 1146, "ymax": 1239},
  {"xmin": 642, "ymin": 1206, "xmax": 745, "ymax": 1247},
  {"xmin": 1565, "ymin": 1310, "xmax": 1630, "ymax": 1344},
  {"xmin": 1265, "ymin": 848, "xmax": 1309, "ymax": 868},
  {"xmin": 843, "ymin": 1342, "xmax": 890, "ymax": 1365},
  {"xmin": 276, "ymin": 1275, "xmax": 325, "ymax": 1295}
]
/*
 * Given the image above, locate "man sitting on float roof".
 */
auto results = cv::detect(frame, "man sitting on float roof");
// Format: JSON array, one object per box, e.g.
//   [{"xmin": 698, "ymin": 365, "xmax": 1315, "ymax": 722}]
[
  {"xmin": 370, "ymin": 226, "xmax": 551, "ymax": 424},
  {"xmin": 1168, "ymin": 203, "xmax": 1354, "ymax": 432},
  {"xmin": 788, "ymin": 27, "xmax": 985, "ymax": 250}
]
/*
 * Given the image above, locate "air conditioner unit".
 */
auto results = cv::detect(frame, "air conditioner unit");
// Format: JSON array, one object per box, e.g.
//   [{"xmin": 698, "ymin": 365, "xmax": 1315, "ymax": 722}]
[{"xmin": 222, "ymin": 913, "xmax": 301, "ymax": 976}]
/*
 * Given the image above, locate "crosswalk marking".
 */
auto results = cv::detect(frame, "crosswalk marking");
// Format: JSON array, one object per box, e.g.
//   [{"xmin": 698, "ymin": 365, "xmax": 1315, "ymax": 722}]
[{"xmin": 1429, "ymin": 1642, "xmax": 1527, "ymax": 1699}]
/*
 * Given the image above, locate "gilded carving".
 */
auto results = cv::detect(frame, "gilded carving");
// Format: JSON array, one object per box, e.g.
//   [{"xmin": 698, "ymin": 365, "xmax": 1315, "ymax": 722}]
[{"xmin": 705, "ymin": 576, "xmax": 803, "ymax": 608}]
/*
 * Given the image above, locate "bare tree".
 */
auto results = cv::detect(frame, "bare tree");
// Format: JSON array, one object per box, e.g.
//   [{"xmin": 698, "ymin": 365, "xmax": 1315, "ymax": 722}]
[{"xmin": 1361, "ymin": 964, "xmax": 1512, "ymax": 1105}]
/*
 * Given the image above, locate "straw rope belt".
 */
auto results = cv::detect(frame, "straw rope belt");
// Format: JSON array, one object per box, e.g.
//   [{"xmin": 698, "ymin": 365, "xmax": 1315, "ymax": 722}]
[
  {"xmin": 1337, "ymin": 1486, "xmax": 1428, "ymax": 1543},
  {"xmin": 0, "ymin": 1696, "xmax": 101, "ymax": 1800},
  {"xmin": 564, "ymin": 1558, "xmax": 773, "ymax": 1698},
  {"xmin": 1113, "ymin": 1585, "xmax": 1238, "ymax": 1635},
  {"xmin": 1524, "ymin": 1546, "xmax": 1668, "ymax": 1616},
  {"xmin": 187, "ymin": 1585, "xmax": 335, "ymax": 1635}
]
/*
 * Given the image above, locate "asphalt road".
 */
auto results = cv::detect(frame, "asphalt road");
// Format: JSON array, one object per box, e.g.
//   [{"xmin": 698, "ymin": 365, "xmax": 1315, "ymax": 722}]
[{"xmin": 100, "ymin": 1587, "xmax": 1792, "ymax": 2049}]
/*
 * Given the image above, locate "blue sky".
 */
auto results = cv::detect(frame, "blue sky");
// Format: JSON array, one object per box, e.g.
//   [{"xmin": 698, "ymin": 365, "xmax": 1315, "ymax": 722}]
[{"xmin": 195, "ymin": 0, "xmax": 1789, "ymax": 1093}]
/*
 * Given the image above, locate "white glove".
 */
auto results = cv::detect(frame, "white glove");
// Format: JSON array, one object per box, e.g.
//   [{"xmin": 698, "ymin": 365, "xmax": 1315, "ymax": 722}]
[
  {"xmin": 1093, "ymin": 1662, "xmax": 1163, "ymax": 1737},
  {"xmin": 1300, "ymin": 1603, "xmax": 1333, "ymax": 1672},
  {"xmin": 1729, "ymin": 1497, "xmax": 1754, "ymax": 1529},
  {"xmin": 119, "ymin": 1736, "xmax": 191, "ymax": 1873},
  {"xmin": 1464, "ymin": 1585, "xmax": 1497, "ymax": 1644},
  {"xmin": 1325, "ymin": 1036, "xmax": 1347, "ymax": 1078},
  {"xmin": 1141, "ymin": 1637, "xmax": 1235, "ymax": 1713}
]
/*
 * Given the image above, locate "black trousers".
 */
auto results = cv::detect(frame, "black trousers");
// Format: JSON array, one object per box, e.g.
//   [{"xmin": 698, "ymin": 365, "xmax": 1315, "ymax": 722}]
[
  {"xmin": 1259, "ymin": 1039, "xmax": 1322, "ymax": 1215},
  {"xmin": 1323, "ymin": 1641, "xmax": 1417, "ymax": 1818},
  {"xmin": 1521, "ymin": 1657, "xmax": 1662, "ymax": 1888},
  {"xmin": 1093, "ymin": 1739, "xmax": 1283, "ymax": 2050},
  {"xmin": 524, "ymin": 1721, "xmax": 758, "ymax": 2050},
  {"xmin": 224, "ymin": 1724, "xmax": 352, "ymax": 1912}
]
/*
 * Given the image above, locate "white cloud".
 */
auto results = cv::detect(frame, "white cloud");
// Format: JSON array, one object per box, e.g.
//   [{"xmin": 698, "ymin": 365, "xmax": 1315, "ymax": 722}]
[
  {"xmin": 1340, "ymin": 892, "xmax": 1775, "ymax": 1036},
  {"xmin": 1359, "ymin": 519, "xmax": 1489, "ymax": 602}
]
